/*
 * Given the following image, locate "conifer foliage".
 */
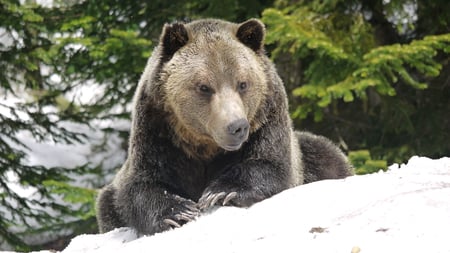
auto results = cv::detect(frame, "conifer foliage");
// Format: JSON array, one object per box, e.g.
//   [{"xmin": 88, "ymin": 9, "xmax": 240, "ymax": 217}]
[{"xmin": 262, "ymin": 0, "xmax": 449, "ymax": 165}]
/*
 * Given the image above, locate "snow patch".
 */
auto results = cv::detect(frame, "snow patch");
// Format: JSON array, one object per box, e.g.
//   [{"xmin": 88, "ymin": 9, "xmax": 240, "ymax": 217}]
[{"xmin": 47, "ymin": 156, "xmax": 450, "ymax": 253}]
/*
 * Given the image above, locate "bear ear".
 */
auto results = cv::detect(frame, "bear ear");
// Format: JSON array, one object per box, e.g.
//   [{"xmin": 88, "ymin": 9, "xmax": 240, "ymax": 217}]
[
  {"xmin": 160, "ymin": 22, "xmax": 189, "ymax": 61},
  {"xmin": 236, "ymin": 19, "xmax": 265, "ymax": 53}
]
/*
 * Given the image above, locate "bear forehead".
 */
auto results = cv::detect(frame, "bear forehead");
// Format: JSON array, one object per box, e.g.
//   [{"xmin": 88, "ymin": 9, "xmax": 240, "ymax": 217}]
[
  {"xmin": 182, "ymin": 19, "xmax": 248, "ymax": 51},
  {"xmin": 183, "ymin": 42, "xmax": 251, "ymax": 68},
  {"xmin": 162, "ymin": 19, "xmax": 266, "ymax": 85},
  {"xmin": 167, "ymin": 41, "xmax": 259, "ymax": 77},
  {"xmin": 167, "ymin": 45, "xmax": 262, "ymax": 86},
  {"xmin": 184, "ymin": 19, "xmax": 238, "ymax": 38}
]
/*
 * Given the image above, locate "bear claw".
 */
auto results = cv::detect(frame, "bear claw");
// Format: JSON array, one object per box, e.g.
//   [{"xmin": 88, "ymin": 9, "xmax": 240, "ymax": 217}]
[
  {"xmin": 162, "ymin": 209, "xmax": 199, "ymax": 229},
  {"xmin": 222, "ymin": 192, "xmax": 238, "ymax": 205},
  {"xmin": 198, "ymin": 191, "xmax": 238, "ymax": 210},
  {"xmin": 174, "ymin": 211, "xmax": 197, "ymax": 222},
  {"xmin": 163, "ymin": 218, "xmax": 181, "ymax": 228}
]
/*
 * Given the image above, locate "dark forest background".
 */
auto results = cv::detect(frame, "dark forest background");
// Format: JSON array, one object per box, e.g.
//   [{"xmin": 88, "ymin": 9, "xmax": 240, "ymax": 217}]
[{"xmin": 0, "ymin": 0, "xmax": 449, "ymax": 250}]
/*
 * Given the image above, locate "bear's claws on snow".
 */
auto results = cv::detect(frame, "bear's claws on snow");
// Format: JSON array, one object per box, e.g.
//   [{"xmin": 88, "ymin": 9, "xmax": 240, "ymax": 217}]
[
  {"xmin": 162, "ymin": 197, "xmax": 200, "ymax": 229},
  {"xmin": 163, "ymin": 192, "xmax": 237, "ymax": 229},
  {"xmin": 163, "ymin": 218, "xmax": 182, "ymax": 228},
  {"xmin": 198, "ymin": 191, "xmax": 238, "ymax": 210}
]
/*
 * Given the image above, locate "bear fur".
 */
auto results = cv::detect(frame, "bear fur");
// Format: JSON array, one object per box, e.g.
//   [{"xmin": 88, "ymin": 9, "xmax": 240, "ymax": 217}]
[{"xmin": 96, "ymin": 18, "xmax": 353, "ymax": 236}]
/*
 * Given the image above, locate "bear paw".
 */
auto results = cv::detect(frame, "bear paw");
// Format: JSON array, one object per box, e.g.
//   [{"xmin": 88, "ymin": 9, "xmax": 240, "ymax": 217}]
[
  {"xmin": 160, "ymin": 196, "xmax": 200, "ymax": 229},
  {"xmin": 198, "ymin": 186, "xmax": 266, "ymax": 210}
]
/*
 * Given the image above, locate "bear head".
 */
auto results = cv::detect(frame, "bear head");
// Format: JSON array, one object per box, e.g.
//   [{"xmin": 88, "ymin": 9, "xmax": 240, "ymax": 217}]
[{"xmin": 158, "ymin": 19, "xmax": 269, "ymax": 158}]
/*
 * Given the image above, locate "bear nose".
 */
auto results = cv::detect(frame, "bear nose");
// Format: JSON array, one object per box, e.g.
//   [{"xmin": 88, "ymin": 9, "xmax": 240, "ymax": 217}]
[{"xmin": 227, "ymin": 119, "xmax": 250, "ymax": 141}]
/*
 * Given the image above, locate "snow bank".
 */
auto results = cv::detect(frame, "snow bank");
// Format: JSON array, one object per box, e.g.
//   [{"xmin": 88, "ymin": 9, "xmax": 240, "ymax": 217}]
[{"xmin": 34, "ymin": 156, "xmax": 450, "ymax": 253}]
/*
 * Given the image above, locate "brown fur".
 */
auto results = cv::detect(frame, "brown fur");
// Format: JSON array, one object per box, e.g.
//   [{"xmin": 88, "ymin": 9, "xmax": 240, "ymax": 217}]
[
  {"xmin": 160, "ymin": 19, "xmax": 268, "ymax": 159},
  {"xmin": 96, "ymin": 18, "xmax": 353, "ymax": 236}
]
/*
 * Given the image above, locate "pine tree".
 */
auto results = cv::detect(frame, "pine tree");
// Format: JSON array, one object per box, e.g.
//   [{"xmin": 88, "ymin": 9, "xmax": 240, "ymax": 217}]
[
  {"xmin": 262, "ymin": 0, "xmax": 450, "ymax": 165},
  {"xmin": 0, "ymin": 1, "xmax": 95, "ymax": 250}
]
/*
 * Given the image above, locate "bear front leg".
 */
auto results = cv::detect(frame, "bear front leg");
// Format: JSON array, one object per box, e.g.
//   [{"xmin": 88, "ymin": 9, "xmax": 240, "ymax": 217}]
[
  {"xmin": 198, "ymin": 159, "xmax": 290, "ymax": 209},
  {"xmin": 116, "ymin": 180, "xmax": 200, "ymax": 235}
]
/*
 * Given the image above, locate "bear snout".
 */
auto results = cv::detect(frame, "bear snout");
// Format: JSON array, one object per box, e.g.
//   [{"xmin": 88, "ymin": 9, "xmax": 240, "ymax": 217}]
[
  {"xmin": 227, "ymin": 118, "xmax": 249, "ymax": 137},
  {"xmin": 222, "ymin": 118, "xmax": 249, "ymax": 151}
]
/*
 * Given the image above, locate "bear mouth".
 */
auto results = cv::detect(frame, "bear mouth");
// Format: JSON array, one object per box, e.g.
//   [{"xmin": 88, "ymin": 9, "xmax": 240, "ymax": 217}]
[{"xmin": 221, "ymin": 143, "xmax": 244, "ymax": 151}]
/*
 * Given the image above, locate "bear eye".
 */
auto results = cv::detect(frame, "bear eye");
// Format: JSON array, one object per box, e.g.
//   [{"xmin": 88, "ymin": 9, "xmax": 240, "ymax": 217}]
[
  {"xmin": 237, "ymin": 81, "xmax": 248, "ymax": 93},
  {"xmin": 196, "ymin": 84, "xmax": 213, "ymax": 95}
]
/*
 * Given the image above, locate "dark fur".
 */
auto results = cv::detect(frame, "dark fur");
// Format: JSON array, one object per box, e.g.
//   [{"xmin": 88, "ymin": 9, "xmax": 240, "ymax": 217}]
[
  {"xmin": 96, "ymin": 19, "xmax": 352, "ymax": 236},
  {"xmin": 297, "ymin": 132, "xmax": 352, "ymax": 183}
]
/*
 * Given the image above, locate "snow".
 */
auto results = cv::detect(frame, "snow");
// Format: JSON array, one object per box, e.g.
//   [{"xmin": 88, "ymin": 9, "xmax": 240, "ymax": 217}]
[{"xmin": 20, "ymin": 156, "xmax": 449, "ymax": 253}]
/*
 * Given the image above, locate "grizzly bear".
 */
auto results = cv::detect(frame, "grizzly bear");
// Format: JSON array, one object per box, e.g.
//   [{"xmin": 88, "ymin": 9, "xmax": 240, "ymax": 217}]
[{"xmin": 96, "ymin": 18, "xmax": 353, "ymax": 235}]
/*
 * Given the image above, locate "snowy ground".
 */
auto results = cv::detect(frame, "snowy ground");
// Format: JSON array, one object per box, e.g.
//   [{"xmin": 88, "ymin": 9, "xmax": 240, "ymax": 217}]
[{"xmin": 12, "ymin": 155, "xmax": 446, "ymax": 253}]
